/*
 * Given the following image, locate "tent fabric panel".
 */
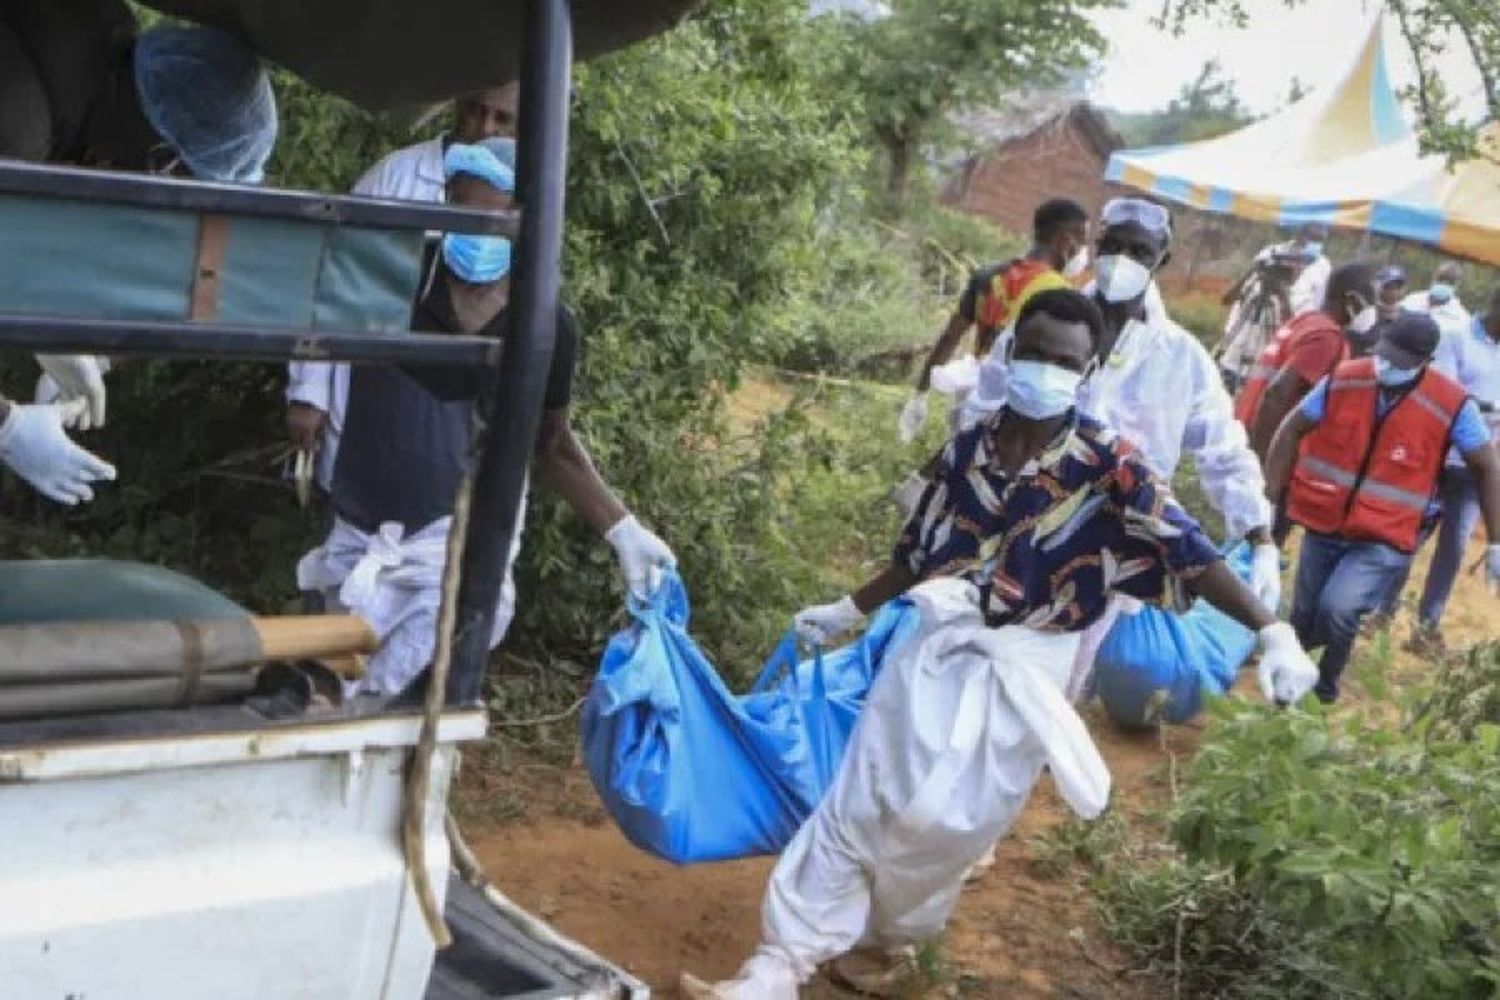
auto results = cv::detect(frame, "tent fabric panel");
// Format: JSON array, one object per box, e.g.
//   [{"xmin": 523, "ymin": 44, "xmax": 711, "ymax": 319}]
[
  {"xmin": 1154, "ymin": 175, "xmax": 1195, "ymax": 206},
  {"xmin": 0, "ymin": 194, "xmax": 425, "ymax": 332},
  {"xmin": 1370, "ymin": 200, "xmax": 1446, "ymax": 246},
  {"xmin": 1439, "ymin": 218, "xmax": 1500, "ymax": 268},
  {"xmin": 1367, "ymin": 40, "xmax": 1406, "ymax": 145},
  {"xmin": 0, "ymin": 196, "xmax": 197, "ymax": 320},
  {"xmin": 216, "ymin": 216, "xmax": 322, "ymax": 328},
  {"xmin": 1228, "ymin": 191, "xmax": 1283, "ymax": 224},
  {"xmin": 0, "ymin": 560, "xmax": 248, "ymax": 626},
  {"xmin": 311, "ymin": 226, "xmax": 426, "ymax": 334}
]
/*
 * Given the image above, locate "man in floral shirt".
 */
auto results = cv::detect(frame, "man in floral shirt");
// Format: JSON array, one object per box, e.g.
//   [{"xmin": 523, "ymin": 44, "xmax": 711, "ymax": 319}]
[{"xmin": 682, "ymin": 289, "xmax": 1318, "ymax": 1000}]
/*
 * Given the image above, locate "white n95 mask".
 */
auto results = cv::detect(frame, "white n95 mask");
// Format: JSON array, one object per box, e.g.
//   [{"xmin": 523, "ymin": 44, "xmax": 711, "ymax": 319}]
[
  {"xmin": 1094, "ymin": 254, "xmax": 1152, "ymax": 303},
  {"xmin": 1007, "ymin": 360, "xmax": 1083, "ymax": 420}
]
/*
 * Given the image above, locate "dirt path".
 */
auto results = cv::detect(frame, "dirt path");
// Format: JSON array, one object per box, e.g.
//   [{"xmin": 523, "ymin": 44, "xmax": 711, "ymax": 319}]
[
  {"xmin": 465, "ymin": 709, "xmax": 1176, "ymax": 999},
  {"xmin": 461, "ymin": 537, "xmax": 1496, "ymax": 998}
]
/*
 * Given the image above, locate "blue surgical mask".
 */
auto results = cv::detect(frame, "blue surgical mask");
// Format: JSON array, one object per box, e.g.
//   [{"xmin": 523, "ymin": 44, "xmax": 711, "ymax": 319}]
[
  {"xmin": 442, "ymin": 233, "xmax": 511, "ymax": 284},
  {"xmin": 1373, "ymin": 356, "xmax": 1422, "ymax": 387},
  {"xmin": 1428, "ymin": 282, "xmax": 1456, "ymax": 304},
  {"xmin": 1302, "ymin": 241, "xmax": 1325, "ymax": 258},
  {"xmin": 1007, "ymin": 359, "xmax": 1084, "ymax": 420}
]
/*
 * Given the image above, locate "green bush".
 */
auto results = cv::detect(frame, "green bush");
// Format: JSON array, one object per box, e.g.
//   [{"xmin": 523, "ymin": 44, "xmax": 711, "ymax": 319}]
[
  {"xmin": 1100, "ymin": 696, "xmax": 1500, "ymax": 999},
  {"xmin": 1410, "ymin": 641, "xmax": 1500, "ymax": 743}
]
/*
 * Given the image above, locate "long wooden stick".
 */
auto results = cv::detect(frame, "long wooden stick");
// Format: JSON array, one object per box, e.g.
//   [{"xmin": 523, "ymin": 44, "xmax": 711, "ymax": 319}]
[{"xmin": 253, "ymin": 615, "xmax": 378, "ymax": 660}]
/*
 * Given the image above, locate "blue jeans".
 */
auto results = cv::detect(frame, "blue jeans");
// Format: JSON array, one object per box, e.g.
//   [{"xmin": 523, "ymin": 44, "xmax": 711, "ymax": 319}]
[
  {"xmin": 1291, "ymin": 532, "xmax": 1414, "ymax": 702},
  {"xmin": 1374, "ymin": 518, "xmax": 1437, "ymax": 617},
  {"xmin": 1416, "ymin": 467, "xmax": 1482, "ymax": 628}
]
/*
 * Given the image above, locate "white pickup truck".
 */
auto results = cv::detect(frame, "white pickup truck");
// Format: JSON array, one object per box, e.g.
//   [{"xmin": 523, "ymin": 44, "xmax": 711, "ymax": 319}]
[{"xmin": 0, "ymin": 0, "xmax": 694, "ymax": 995}]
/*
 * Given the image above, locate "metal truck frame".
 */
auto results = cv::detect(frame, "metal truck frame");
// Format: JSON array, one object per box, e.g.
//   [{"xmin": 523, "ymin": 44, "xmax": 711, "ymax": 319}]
[{"xmin": 0, "ymin": 1, "xmax": 645, "ymax": 996}]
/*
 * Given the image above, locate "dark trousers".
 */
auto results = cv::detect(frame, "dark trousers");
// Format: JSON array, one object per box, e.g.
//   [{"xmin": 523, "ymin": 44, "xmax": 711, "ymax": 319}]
[{"xmin": 1291, "ymin": 532, "xmax": 1413, "ymax": 702}]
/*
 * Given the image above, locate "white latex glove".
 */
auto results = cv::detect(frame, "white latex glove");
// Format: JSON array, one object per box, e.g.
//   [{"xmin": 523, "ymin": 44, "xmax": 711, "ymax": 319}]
[
  {"xmin": 897, "ymin": 391, "xmax": 929, "ymax": 444},
  {"xmin": 605, "ymin": 514, "xmax": 676, "ymax": 600},
  {"xmin": 1486, "ymin": 544, "xmax": 1500, "ymax": 597},
  {"xmin": 793, "ymin": 595, "xmax": 865, "ymax": 647},
  {"xmin": 0, "ymin": 400, "xmax": 117, "ymax": 505},
  {"xmin": 35, "ymin": 354, "xmax": 109, "ymax": 430},
  {"xmin": 1256, "ymin": 622, "xmax": 1319, "ymax": 706},
  {"xmin": 1249, "ymin": 542, "xmax": 1283, "ymax": 613}
]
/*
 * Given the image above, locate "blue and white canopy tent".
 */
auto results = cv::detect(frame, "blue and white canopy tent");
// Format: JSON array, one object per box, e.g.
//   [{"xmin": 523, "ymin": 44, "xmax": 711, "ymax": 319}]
[{"xmin": 1106, "ymin": 21, "xmax": 1500, "ymax": 267}]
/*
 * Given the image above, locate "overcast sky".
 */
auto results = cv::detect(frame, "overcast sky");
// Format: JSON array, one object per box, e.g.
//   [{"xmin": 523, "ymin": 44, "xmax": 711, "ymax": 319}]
[{"xmin": 1090, "ymin": 0, "xmax": 1487, "ymax": 121}]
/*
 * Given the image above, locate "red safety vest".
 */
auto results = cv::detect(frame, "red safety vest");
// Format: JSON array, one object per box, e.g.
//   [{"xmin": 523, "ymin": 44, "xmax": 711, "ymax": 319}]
[
  {"xmin": 974, "ymin": 259, "xmax": 1069, "ymax": 356},
  {"xmin": 1234, "ymin": 311, "xmax": 1343, "ymax": 426},
  {"xmin": 1286, "ymin": 358, "xmax": 1468, "ymax": 553}
]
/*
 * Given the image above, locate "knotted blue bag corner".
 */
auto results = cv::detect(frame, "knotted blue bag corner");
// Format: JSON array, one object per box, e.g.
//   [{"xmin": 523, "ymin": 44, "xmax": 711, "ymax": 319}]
[
  {"xmin": 741, "ymin": 599, "xmax": 922, "ymax": 813},
  {"xmin": 1092, "ymin": 542, "xmax": 1258, "ymax": 726},
  {"xmin": 582, "ymin": 572, "xmax": 805, "ymax": 863},
  {"xmin": 582, "ymin": 572, "xmax": 921, "ymax": 863}
]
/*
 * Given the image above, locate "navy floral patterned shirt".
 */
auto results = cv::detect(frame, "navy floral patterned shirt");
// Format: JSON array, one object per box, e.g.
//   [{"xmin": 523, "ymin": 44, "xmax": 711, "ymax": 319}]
[{"xmin": 894, "ymin": 409, "xmax": 1221, "ymax": 631}]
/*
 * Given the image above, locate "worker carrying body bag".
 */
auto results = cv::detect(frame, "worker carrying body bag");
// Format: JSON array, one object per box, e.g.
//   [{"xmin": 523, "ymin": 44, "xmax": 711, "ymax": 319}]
[{"xmin": 581, "ymin": 570, "xmax": 920, "ymax": 864}]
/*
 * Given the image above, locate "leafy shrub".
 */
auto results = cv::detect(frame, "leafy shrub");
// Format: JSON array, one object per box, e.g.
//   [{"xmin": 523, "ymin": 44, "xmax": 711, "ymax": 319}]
[
  {"xmin": 1101, "ymin": 698, "xmax": 1500, "ymax": 999},
  {"xmin": 1099, "ymin": 858, "xmax": 1360, "ymax": 999},
  {"xmin": 1410, "ymin": 641, "xmax": 1500, "ymax": 743}
]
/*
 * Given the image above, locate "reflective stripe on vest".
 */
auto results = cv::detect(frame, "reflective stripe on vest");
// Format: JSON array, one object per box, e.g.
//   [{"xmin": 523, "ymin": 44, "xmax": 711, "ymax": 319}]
[
  {"xmin": 1356, "ymin": 476, "xmax": 1433, "ymax": 513},
  {"xmin": 1287, "ymin": 357, "xmax": 1467, "ymax": 551},
  {"xmin": 1296, "ymin": 455, "xmax": 1356, "ymax": 488}
]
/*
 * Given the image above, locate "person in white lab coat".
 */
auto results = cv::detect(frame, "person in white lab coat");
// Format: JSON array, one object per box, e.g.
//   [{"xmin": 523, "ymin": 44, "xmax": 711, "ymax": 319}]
[
  {"xmin": 678, "ymin": 290, "xmax": 1317, "ymax": 1000},
  {"xmin": 296, "ymin": 144, "xmax": 674, "ymax": 696},
  {"xmin": 285, "ymin": 84, "xmax": 520, "ymax": 489},
  {"xmin": 1402, "ymin": 260, "xmax": 1471, "ymax": 342}
]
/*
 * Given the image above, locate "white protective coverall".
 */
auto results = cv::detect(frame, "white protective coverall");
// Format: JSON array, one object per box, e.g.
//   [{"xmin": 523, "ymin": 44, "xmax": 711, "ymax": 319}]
[
  {"xmin": 286, "ymin": 137, "xmax": 445, "ymax": 489},
  {"xmin": 297, "ymin": 508, "xmax": 521, "ymax": 696},
  {"xmin": 1401, "ymin": 290, "xmax": 1471, "ymax": 343},
  {"xmin": 956, "ymin": 294, "xmax": 1273, "ymax": 692},
  {"xmin": 709, "ymin": 578, "xmax": 1111, "ymax": 998}
]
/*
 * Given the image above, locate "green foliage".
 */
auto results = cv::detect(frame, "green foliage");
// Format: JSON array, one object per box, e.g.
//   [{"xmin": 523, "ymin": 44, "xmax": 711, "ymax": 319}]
[
  {"xmin": 265, "ymin": 71, "xmax": 434, "ymax": 193},
  {"xmin": 1110, "ymin": 59, "xmax": 1255, "ymax": 147},
  {"xmin": 508, "ymin": 0, "xmax": 889, "ymax": 674},
  {"xmin": 1410, "ymin": 640, "xmax": 1500, "ymax": 743},
  {"xmin": 1029, "ymin": 811, "xmax": 1129, "ymax": 879},
  {"xmin": 819, "ymin": 0, "xmax": 1115, "ymax": 199},
  {"xmin": 1098, "ymin": 858, "xmax": 1361, "ymax": 998},
  {"xmin": 1100, "ymin": 697, "xmax": 1500, "ymax": 998}
]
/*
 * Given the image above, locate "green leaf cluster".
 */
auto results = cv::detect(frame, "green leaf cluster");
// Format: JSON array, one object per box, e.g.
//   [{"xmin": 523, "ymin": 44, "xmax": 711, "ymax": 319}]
[{"xmin": 1101, "ymin": 684, "xmax": 1500, "ymax": 998}]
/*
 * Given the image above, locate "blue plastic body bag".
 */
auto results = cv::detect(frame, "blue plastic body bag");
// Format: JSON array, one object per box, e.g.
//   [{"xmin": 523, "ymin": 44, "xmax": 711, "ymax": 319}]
[
  {"xmin": 742, "ymin": 598, "xmax": 923, "ymax": 814},
  {"xmin": 582, "ymin": 573, "xmax": 804, "ymax": 863},
  {"xmin": 1092, "ymin": 542, "xmax": 1258, "ymax": 727},
  {"xmin": 582, "ymin": 572, "xmax": 921, "ymax": 864}
]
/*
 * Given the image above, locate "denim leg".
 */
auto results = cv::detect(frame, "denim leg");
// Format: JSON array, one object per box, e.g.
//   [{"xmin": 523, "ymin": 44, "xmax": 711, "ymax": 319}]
[
  {"xmin": 1375, "ymin": 516, "xmax": 1439, "ymax": 617},
  {"xmin": 1311, "ymin": 542, "xmax": 1413, "ymax": 702},
  {"xmin": 1375, "ymin": 559, "xmax": 1413, "ymax": 618},
  {"xmin": 1290, "ymin": 533, "xmax": 1347, "ymax": 652},
  {"xmin": 1417, "ymin": 468, "xmax": 1481, "ymax": 628}
]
